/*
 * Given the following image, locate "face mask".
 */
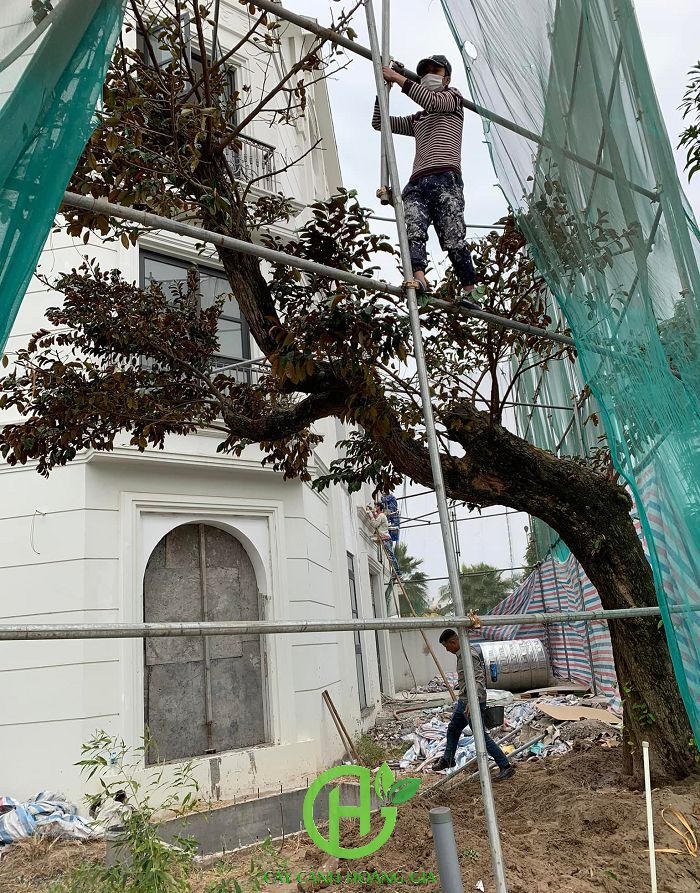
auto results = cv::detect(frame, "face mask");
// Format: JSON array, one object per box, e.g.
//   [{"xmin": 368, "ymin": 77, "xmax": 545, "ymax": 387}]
[{"xmin": 421, "ymin": 73, "xmax": 445, "ymax": 91}]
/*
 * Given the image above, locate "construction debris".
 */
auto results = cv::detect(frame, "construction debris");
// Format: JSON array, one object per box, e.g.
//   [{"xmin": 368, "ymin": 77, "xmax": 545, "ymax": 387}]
[
  {"xmin": 0, "ymin": 792, "xmax": 115, "ymax": 854},
  {"xmin": 395, "ymin": 694, "xmax": 622, "ymax": 775},
  {"xmin": 411, "ymin": 672, "xmax": 458, "ymax": 695},
  {"xmin": 536, "ymin": 702, "xmax": 622, "ymax": 725}
]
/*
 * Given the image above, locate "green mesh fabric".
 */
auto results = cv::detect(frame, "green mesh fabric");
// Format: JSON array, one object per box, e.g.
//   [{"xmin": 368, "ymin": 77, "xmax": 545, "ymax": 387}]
[
  {"xmin": 510, "ymin": 293, "xmax": 603, "ymax": 562},
  {"xmin": 441, "ymin": 0, "xmax": 700, "ymax": 741},
  {"xmin": 0, "ymin": 0, "xmax": 126, "ymax": 351}
]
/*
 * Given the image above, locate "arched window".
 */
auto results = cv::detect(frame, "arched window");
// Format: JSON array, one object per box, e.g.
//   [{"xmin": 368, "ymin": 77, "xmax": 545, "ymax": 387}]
[{"xmin": 143, "ymin": 523, "xmax": 266, "ymax": 763}]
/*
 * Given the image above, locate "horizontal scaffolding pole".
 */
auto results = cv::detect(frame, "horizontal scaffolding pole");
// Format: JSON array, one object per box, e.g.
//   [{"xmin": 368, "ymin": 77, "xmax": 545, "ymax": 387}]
[
  {"xmin": 250, "ymin": 0, "xmax": 658, "ymax": 202},
  {"xmin": 2, "ymin": 604, "xmax": 694, "ymax": 641},
  {"xmin": 429, "ymin": 296, "xmax": 575, "ymax": 347},
  {"xmin": 62, "ymin": 192, "xmax": 402, "ymax": 298},
  {"xmin": 61, "ymin": 192, "xmax": 576, "ymax": 348},
  {"xmin": 413, "ymin": 567, "xmax": 530, "ymax": 580}
]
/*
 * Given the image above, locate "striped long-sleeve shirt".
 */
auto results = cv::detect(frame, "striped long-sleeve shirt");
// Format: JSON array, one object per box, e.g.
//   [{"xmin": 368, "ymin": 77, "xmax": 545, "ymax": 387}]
[{"xmin": 372, "ymin": 79, "xmax": 464, "ymax": 183}]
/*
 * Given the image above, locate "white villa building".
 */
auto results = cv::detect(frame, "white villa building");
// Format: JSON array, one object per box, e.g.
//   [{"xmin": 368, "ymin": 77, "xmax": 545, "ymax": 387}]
[{"xmin": 0, "ymin": 4, "xmax": 395, "ymax": 805}]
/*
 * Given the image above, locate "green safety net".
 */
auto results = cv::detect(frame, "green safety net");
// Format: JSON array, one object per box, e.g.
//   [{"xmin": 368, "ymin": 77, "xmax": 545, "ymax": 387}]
[
  {"xmin": 0, "ymin": 0, "xmax": 126, "ymax": 352},
  {"xmin": 441, "ymin": 0, "xmax": 700, "ymax": 741},
  {"xmin": 510, "ymin": 293, "xmax": 601, "ymax": 563}
]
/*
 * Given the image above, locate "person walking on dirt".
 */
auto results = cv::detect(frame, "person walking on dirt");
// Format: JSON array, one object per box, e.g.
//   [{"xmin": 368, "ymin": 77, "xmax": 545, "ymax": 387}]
[
  {"xmin": 435, "ymin": 629, "xmax": 515, "ymax": 779},
  {"xmin": 372, "ymin": 54, "xmax": 481, "ymax": 310}
]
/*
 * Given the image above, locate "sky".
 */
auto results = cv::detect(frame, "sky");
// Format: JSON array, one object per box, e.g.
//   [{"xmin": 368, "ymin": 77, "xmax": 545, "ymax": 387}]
[{"xmin": 289, "ymin": 0, "xmax": 700, "ymax": 601}]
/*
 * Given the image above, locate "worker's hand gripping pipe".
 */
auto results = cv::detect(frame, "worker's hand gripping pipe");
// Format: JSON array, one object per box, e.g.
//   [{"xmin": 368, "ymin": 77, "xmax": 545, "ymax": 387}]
[{"xmin": 363, "ymin": 3, "xmax": 509, "ymax": 892}]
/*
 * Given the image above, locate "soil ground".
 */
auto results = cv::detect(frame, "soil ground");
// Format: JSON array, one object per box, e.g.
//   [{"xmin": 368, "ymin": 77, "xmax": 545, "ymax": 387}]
[{"xmin": 3, "ymin": 748, "xmax": 699, "ymax": 893}]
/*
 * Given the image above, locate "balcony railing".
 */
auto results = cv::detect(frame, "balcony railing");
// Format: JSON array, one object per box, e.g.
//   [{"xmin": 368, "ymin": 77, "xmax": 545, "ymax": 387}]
[
  {"xmin": 210, "ymin": 356, "xmax": 268, "ymax": 384},
  {"xmin": 226, "ymin": 134, "xmax": 279, "ymax": 194}
]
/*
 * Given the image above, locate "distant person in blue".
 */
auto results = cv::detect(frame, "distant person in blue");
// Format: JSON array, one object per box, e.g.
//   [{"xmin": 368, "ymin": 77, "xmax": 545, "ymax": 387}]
[
  {"xmin": 380, "ymin": 491, "xmax": 400, "ymax": 544},
  {"xmin": 368, "ymin": 502, "xmax": 401, "ymax": 577}
]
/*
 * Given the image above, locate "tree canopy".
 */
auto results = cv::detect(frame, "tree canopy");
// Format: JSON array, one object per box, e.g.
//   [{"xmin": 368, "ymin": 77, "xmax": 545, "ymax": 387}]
[
  {"xmin": 390, "ymin": 542, "xmax": 430, "ymax": 617},
  {"xmin": 436, "ymin": 563, "xmax": 514, "ymax": 616},
  {"xmin": 680, "ymin": 61, "xmax": 700, "ymax": 182}
]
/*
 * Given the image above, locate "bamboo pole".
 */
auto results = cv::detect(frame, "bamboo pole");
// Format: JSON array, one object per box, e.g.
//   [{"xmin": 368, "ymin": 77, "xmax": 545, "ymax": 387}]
[{"xmin": 322, "ymin": 689, "xmax": 360, "ymax": 762}]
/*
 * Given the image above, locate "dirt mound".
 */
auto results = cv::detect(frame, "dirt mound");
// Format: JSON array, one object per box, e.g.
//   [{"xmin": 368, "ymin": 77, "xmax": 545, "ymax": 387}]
[
  {"xmin": 341, "ymin": 748, "xmax": 700, "ymax": 893},
  {"xmin": 2, "ymin": 750, "xmax": 698, "ymax": 893}
]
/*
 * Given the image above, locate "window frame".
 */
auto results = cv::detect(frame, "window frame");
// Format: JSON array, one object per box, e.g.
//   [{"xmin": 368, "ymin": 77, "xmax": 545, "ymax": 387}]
[{"xmin": 139, "ymin": 249, "xmax": 251, "ymax": 368}]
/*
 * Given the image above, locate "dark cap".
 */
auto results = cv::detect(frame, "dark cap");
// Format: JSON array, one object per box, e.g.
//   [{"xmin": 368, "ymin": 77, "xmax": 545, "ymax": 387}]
[{"xmin": 416, "ymin": 54, "xmax": 452, "ymax": 78}]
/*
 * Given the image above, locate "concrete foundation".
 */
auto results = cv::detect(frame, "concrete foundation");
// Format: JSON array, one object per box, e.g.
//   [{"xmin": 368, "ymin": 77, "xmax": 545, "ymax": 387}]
[{"xmin": 107, "ymin": 782, "xmax": 381, "ymax": 863}]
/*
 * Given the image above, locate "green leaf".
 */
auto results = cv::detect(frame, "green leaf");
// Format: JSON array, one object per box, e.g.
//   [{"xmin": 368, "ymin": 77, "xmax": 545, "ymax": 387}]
[
  {"xmin": 374, "ymin": 762, "xmax": 395, "ymax": 800},
  {"xmin": 388, "ymin": 777, "xmax": 421, "ymax": 805}
]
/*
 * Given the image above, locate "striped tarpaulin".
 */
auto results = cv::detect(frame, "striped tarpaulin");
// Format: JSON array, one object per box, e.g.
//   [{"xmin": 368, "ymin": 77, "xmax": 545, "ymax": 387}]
[
  {"xmin": 633, "ymin": 464, "xmax": 700, "ymax": 734},
  {"xmin": 481, "ymin": 556, "xmax": 620, "ymax": 707}
]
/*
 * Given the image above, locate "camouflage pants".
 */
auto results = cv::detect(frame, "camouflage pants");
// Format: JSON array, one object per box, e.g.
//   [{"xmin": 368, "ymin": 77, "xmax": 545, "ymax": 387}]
[{"xmin": 402, "ymin": 170, "xmax": 476, "ymax": 287}]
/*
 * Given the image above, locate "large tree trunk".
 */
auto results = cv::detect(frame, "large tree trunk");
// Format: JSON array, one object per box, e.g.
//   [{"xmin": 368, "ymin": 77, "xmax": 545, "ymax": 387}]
[
  {"xmin": 381, "ymin": 407, "xmax": 694, "ymax": 782},
  {"xmin": 564, "ymin": 497, "xmax": 693, "ymax": 783}
]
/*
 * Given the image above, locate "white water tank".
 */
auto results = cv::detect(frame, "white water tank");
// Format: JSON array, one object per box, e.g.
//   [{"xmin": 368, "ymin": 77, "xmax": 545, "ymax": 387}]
[{"xmin": 478, "ymin": 639, "xmax": 550, "ymax": 692}]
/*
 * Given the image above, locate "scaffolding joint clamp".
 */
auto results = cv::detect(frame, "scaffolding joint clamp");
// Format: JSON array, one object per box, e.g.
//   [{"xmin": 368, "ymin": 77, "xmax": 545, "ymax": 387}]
[
  {"xmin": 469, "ymin": 610, "xmax": 481, "ymax": 629},
  {"xmin": 403, "ymin": 278, "xmax": 421, "ymax": 292}
]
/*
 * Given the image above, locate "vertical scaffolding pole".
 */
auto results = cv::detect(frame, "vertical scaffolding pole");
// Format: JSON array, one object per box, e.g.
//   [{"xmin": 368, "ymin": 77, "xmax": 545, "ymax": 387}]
[
  {"xmin": 574, "ymin": 560, "xmax": 598, "ymax": 695},
  {"xmin": 363, "ymin": 3, "xmax": 508, "ymax": 890},
  {"xmin": 545, "ymin": 531, "xmax": 572, "ymax": 682},
  {"xmin": 377, "ymin": 0, "xmax": 391, "ymax": 204}
]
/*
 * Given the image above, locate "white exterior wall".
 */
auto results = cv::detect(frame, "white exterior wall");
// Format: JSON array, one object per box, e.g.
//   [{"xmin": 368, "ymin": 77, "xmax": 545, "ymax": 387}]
[
  {"xmin": 390, "ymin": 629, "xmax": 452, "ymax": 693},
  {"xmin": 0, "ymin": 5, "xmax": 390, "ymax": 806}
]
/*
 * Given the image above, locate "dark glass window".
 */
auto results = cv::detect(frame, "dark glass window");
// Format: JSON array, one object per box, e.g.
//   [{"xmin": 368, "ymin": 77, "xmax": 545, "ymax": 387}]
[{"xmin": 140, "ymin": 251, "xmax": 251, "ymax": 368}]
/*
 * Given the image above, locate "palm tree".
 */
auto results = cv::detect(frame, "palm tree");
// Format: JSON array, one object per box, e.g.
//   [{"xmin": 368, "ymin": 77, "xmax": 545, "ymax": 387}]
[
  {"xmin": 436, "ymin": 562, "xmax": 513, "ymax": 615},
  {"xmin": 388, "ymin": 542, "xmax": 431, "ymax": 616},
  {"xmin": 520, "ymin": 527, "xmax": 540, "ymax": 582}
]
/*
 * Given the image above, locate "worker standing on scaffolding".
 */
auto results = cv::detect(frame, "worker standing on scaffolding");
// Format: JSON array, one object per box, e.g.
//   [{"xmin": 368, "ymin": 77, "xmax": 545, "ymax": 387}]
[{"xmin": 372, "ymin": 55, "xmax": 481, "ymax": 311}]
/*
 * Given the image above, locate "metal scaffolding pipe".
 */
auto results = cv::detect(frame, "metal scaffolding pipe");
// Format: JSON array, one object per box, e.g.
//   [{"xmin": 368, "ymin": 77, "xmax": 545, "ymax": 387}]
[
  {"xmin": 61, "ymin": 191, "xmax": 574, "ymax": 348},
  {"xmin": 62, "ymin": 192, "xmax": 403, "ymax": 297},
  {"xmin": 369, "ymin": 214, "xmax": 505, "ymax": 229},
  {"xmin": 0, "ymin": 604, "xmax": 693, "ymax": 641},
  {"xmin": 430, "ymin": 297, "xmax": 576, "ymax": 347},
  {"xmin": 244, "ymin": 0, "xmax": 383, "ymax": 67},
  {"xmin": 248, "ymin": 1, "xmax": 658, "ymax": 201},
  {"xmin": 377, "ymin": 0, "xmax": 391, "ymax": 202},
  {"xmin": 364, "ymin": 1, "xmax": 507, "ymax": 888}
]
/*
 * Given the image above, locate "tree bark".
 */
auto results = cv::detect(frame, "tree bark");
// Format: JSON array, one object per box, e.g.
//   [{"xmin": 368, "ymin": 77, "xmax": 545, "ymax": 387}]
[{"xmin": 374, "ymin": 405, "xmax": 694, "ymax": 781}]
